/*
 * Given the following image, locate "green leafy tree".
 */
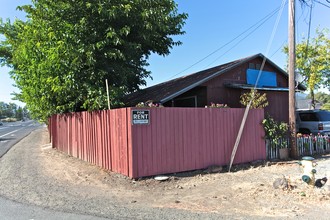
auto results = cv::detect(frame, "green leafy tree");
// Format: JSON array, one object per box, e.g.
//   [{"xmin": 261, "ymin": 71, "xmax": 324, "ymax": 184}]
[
  {"xmin": 307, "ymin": 92, "xmax": 330, "ymax": 110},
  {"xmin": 15, "ymin": 106, "xmax": 23, "ymax": 120},
  {"xmin": 0, "ymin": 102, "xmax": 6, "ymax": 119},
  {"xmin": 0, "ymin": 0, "xmax": 187, "ymax": 122},
  {"xmin": 307, "ymin": 91, "xmax": 330, "ymax": 103},
  {"xmin": 4, "ymin": 102, "xmax": 17, "ymax": 118},
  {"xmin": 322, "ymin": 103, "xmax": 330, "ymax": 111},
  {"xmin": 283, "ymin": 29, "xmax": 330, "ymax": 109},
  {"xmin": 22, "ymin": 106, "xmax": 30, "ymax": 119},
  {"xmin": 313, "ymin": 92, "xmax": 330, "ymax": 104},
  {"xmin": 0, "ymin": 101, "xmax": 23, "ymax": 119}
]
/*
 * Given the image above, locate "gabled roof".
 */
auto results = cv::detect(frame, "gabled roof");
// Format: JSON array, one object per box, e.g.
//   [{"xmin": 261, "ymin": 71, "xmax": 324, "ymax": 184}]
[{"xmin": 123, "ymin": 53, "xmax": 296, "ymax": 106}]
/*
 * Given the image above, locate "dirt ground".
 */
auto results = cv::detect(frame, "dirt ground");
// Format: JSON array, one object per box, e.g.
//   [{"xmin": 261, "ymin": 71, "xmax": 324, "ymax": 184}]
[
  {"xmin": 40, "ymin": 130, "xmax": 330, "ymax": 219},
  {"xmin": 1, "ymin": 128, "xmax": 329, "ymax": 219}
]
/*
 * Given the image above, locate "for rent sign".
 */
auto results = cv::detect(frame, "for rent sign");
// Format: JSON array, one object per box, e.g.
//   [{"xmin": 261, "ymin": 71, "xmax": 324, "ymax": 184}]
[{"xmin": 132, "ymin": 110, "xmax": 150, "ymax": 125}]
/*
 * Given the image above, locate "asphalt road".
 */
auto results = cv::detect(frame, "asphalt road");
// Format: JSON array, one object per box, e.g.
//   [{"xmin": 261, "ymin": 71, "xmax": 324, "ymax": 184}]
[
  {"xmin": 0, "ymin": 120, "xmax": 42, "ymax": 158},
  {"xmin": 0, "ymin": 196, "xmax": 108, "ymax": 220},
  {"xmin": 0, "ymin": 122, "xmax": 110, "ymax": 219}
]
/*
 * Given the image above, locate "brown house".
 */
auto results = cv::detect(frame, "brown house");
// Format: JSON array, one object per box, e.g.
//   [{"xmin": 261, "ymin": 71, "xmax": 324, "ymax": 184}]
[{"xmin": 124, "ymin": 53, "xmax": 305, "ymax": 123}]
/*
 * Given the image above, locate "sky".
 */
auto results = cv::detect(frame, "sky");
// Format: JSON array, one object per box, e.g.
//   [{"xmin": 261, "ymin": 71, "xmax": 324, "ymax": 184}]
[{"xmin": 1, "ymin": 0, "xmax": 330, "ymax": 107}]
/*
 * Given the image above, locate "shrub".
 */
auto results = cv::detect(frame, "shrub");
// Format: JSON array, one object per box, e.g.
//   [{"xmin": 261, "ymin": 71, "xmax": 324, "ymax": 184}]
[
  {"xmin": 262, "ymin": 115, "xmax": 288, "ymax": 148},
  {"xmin": 240, "ymin": 89, "xmax": 268, "ymax": 109}
]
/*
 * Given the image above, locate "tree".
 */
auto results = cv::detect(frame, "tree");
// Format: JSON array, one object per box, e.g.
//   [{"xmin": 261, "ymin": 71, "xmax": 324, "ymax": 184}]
[
  {"xmin": 307, "ymin": 91, "xmax": 330, "ymax": 103},
  {"xmin": 22, "ymin": 106, "xmax": 30, "ymax": 119},
  {"xmin": 0, "ymin": 102, "xmax": 6, "ymax": 119},
  {"xmin": 0, "ymin": 101, "xmax": 23, "ymax": 119},
  {"xmin": 307, "ymin": 91, "xmax": 330, "ymax": 110},
  {"xmin": 283, "ymin": 29, "xmax": 330, "ymax": 109},
  {"xmin": 0, "ymin": 0, "xmax": 187, "ymax": 121},
  {"xmin": 322, "ymin": 103, "xmax": 330, "ymax": 111},
  {"xmin": 15, "ymin": 106, "xmax": 23, "ymax": 120}
]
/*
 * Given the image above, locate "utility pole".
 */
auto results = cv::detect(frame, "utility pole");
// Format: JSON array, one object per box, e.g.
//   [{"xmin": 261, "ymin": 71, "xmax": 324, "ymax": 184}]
[{"xmin": 288, "ymin": 0, "xmax": 298, "ymax": 158}]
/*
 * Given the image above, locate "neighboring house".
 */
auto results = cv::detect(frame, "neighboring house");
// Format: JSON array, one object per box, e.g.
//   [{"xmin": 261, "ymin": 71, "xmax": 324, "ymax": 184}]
[
  {"xmin": 296, "ymin": 98, "xmax": 322, "ymax": 110},
  {"xmin": 124, "ymin": 53, "xmax": 305, "ymax": 123}
]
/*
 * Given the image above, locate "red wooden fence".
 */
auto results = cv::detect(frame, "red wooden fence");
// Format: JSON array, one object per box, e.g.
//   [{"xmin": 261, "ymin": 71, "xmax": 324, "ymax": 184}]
[{"xmin": 49, "ymin": 107, "xmax": 265, "ymax": 178}]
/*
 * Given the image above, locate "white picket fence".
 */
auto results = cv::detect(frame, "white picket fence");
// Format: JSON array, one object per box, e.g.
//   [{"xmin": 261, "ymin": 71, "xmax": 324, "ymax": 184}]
[{"xmin": 266, "ymin": 135, "xmax": 330, "ymax": 160}]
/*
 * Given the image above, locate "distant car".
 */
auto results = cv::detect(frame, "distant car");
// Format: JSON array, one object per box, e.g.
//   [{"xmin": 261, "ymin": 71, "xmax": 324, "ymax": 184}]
[{"xmin": 296, "ymin": 109, "xmax": 330, "ymax": 135}]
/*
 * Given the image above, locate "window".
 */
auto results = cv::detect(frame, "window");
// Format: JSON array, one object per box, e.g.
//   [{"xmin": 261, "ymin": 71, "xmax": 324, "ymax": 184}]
[
  {"xmin": 299, "ymin": 113, "xmax": 319, "ymax": 121},
  {"xmin": 315, "ymin": 112, "xmax": 330, "ymax": 121},
  {"xmin": 173, "ymin": 96, "xmax": 197, "ymax": 107},
  {"xmin": 246, "ymin": 69, "xmax": 277, "ymax": 87}
]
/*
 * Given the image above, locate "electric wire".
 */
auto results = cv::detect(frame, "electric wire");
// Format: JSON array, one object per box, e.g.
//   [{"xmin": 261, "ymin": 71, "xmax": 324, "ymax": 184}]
[
  {"xmin": 270, "ymin": 39, "xmax": 287, "ymax": 58},
  {"xmin": 304, "ymin": 1, "xmax": 314, "ymax": 60},
  {"xmin": 269, "ymin": 1, "xmax": 312, "ymax": 62},
  {"xmin": 166, "ymin": 5, "xmax": 283, "ymax": 80},
  {"xmin": 205, "ymin": 6, "xmax": 285, "ymax": 68},
  {"xmin": 270, "ymin": 5, "xmax": 306, "ymax": 59},
  {"xmin": 305, "ymin": 0, "xmax": 313, "ymax": 54},
  {"xmin": 300, "ymin": 1, "xmax": 314, "ymax": 86},
  {"xmin": 315, "ymin": 0, "xmax": 330, "ymax": 8},
  {"xmin": 229, "ymin": 0, "xmax": 287, "ymax": 172}
]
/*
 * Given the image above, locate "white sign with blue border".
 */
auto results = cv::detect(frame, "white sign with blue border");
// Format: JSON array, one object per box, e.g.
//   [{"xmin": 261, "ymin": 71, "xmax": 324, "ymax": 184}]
[{"xmin": 132, "ymin": 110, "xmax": 150, "ymax": 125}]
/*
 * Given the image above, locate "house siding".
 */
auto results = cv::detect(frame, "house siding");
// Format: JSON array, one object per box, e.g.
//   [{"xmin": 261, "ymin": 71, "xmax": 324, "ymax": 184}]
[
  {"xmin": 124, "ymin": 55, "xmax": 294, "ymax": 123},
  {"xmin": 202, "ymin": 57, "xmax": 289, "ymax": 122},
  {"xmin": 264, "ymin": 91, "xmax": 289, "ymax": 122}
]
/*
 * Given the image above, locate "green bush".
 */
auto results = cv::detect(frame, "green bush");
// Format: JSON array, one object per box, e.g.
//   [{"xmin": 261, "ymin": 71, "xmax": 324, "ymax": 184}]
[{"xmin": 262, "ymin": 115, "xmax": 288, "ymax": 148}]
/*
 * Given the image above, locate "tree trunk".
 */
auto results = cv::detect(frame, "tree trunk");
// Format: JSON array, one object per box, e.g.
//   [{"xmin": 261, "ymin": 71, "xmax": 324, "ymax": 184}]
[{"xmin": 310, "ymin": 90, "xmax": 315, "ymax": 109}]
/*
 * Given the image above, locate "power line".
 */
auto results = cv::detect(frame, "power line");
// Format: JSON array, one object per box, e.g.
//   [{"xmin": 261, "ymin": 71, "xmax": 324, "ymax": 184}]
[
  {"xmin": 270, "ymin": 39, "xmax": 287, "ymax": 58},
  {"xmin": 229, "ymin": 0, "xmax": 288, "ymax": 172},
  {"xmin": 304, "ymin": 0, "xmax": 314, "ymax": 60},
  {"xmin": 204, "ymin": 12, "xmax": 278, "ymax": 68},
  {"xmin": 206, "ymin": 2, "xmax": 286, "ymax": 68},
  {"xmin": 296, "ymin": 3, "xmax": 308, "ymax": 44},
  {"xmin": 166, "ymin": 5, "xmax": 283, "ymax": 80},
  {"xmin": 271, "ymin": 4, "xmax": 307, "ymax": 59},
  {"xmin": 315, "ymin": 0, "xmax": 330, "ymax": 8}
]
